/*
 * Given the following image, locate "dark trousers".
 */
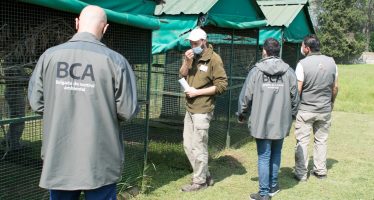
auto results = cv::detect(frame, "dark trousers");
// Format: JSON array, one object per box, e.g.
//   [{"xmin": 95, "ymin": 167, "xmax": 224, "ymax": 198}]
[{"xmin": 49, "ymin": 183, "xmax": 117, "ymax": 200}]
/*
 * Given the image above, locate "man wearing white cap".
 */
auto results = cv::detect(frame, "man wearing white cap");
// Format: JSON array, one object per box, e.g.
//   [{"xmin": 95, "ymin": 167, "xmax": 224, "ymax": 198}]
[{"xmin": 179, "ymin": 28, "xmax": 228, "ymax": 192}]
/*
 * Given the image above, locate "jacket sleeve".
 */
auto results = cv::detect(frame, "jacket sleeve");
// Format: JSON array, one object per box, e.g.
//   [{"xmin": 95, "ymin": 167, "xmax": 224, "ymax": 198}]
[
  {"xmin": 28, "ymin": 53, "xmax": 45, "ymax": 115},
  {"xmin": 212, "ymin": 56, "xmax": 228, "ymax": 95},
  {"xmin": 115, "ymin": 59, "xmax": 140, "ymax": 121},
  {"xmin": 289, "ymin": 69, "xmax": 300, "ymax": 117},
  {"xmin": 238, "ymin": 68, "xmax": 256, "ymax": 116}
]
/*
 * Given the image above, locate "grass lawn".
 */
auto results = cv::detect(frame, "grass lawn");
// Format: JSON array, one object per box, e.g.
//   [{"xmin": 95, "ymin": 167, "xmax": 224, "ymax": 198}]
[
  {"xmin": 334, "ymin": 64, "xmax": 374, "ymax": 114},
  {"xmin": 133, "ymin": 64, "xmax": 374, "ymax": 200}
]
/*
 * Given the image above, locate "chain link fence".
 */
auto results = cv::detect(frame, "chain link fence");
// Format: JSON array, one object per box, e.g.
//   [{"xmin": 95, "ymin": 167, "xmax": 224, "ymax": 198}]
[{"xmin": 0, "ymin": 1, "xmax": 151, "ymax": 199}]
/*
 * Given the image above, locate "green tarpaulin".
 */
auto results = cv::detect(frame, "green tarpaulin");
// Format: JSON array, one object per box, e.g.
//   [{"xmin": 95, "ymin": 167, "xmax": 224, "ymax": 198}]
[
  {"xmin": 207, "ymin": 14, "xmax": 267, "ymax": 29},
  {"xmin": 259, "ymin": 27, "xmax": 283, "ymax": 45},
  {"xmin": 20, "ymin": 0, "xmax": 160, "ymax": 30},
  {"xmin": 284, "ymin": 9, "xmax": 313, "ymax": 43},
  {"xmin": 206, "ymin": 0, "xmax": 266, "ymax": 29},
  {"xmin": 152, "ymin": 15, "xmax": 198, "ymax": 54}
]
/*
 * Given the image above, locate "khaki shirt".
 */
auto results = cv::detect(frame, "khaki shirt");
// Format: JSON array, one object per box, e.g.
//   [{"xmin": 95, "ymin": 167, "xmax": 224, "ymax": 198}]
[{"xmin": 185, "ymin": 44, "xmax": 227, "ymax": 113}]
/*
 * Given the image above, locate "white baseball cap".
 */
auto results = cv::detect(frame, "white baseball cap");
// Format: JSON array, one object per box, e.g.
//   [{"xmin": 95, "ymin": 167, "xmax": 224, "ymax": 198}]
[{"xmin": 187, "ymin": 28, "xmax": 207, "ymax": 41}]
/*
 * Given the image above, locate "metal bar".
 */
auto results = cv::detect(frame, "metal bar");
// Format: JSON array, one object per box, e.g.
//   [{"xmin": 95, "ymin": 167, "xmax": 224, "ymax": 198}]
[
  {"xmin": 0, "ymin": 115, "xmax": 42, "ymax": 125},
  {"xmin": 280, "ymin": 26, "xmax": 285, "ymax": 58},
  {"xmin": 149, "ymin": 81, "xmax": 244, "ymax": 98},
  {"xmin": 135, "ymin": 69, "xmax": 178, "ymax": 76},
  {"xmin": 142, "ymin": 31, "xmax": 152, "ymax": 186},
  {"xmin": 255, "ymin": 28, "xmax": 260, "ymax": 62},
  {"xmin": 225, "ymin": 29, "xmax": 235, "ymax": 148}
]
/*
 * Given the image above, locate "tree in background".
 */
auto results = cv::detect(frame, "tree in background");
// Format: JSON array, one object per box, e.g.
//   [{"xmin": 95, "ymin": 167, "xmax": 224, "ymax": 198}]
[
  {"xmin": 366, "ymin": 0, "xmax": 374, "ymax": 52},
  {"xmin": 371, "ymin": 32, "xmax": 374, "ymax": 51},
  {"xmin": 317, "ymin": 0, "xmax": 366, "ymax": 63}
]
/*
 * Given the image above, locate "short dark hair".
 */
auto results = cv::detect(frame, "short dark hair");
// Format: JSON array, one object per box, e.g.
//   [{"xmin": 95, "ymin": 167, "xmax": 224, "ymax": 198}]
[
  {"xmin": 263, "ymin": 38, "xmax": 280, "ymax": 57},
  {"xmin": 303, "ymin": 34, "xmax": 320, "ymax": 52}
]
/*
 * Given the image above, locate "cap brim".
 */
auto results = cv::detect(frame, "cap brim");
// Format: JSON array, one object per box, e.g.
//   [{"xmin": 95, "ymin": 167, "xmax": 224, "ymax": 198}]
[{"xmin": 186, "ymin": 36, "xmax": 201, "ymax": 41}]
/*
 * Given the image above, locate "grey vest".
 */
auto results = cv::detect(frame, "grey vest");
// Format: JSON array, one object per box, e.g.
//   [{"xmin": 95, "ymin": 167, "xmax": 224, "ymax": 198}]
[{"xmin": 299, "ymin": 53, "xmax": 336, "ymax": 113}]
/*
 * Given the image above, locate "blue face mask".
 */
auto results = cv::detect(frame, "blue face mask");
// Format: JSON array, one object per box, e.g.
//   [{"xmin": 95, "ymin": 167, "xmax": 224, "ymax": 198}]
[{"xmin": 192, "ymin": 46, "xmax": 203, "ymax": 55}]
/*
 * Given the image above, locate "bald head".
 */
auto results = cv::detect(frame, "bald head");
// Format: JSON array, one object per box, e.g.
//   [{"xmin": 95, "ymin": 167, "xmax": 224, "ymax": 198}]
[{"xmin": 75, "ymin": 5, "xmax": 109, "ymax": 40}]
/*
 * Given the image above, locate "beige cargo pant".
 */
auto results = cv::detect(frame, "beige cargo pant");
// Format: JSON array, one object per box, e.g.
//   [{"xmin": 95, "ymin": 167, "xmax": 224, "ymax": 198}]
[
  {"xmin": 183, "ymin": 111, "xmax": 213, "ymax": 184},
  {"xmin": 294, "ymin": 110, "xmax": 332, "ymax": 180}
]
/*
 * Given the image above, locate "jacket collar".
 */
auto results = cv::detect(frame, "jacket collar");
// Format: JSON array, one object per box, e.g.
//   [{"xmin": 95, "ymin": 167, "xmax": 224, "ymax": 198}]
[
  {"xmin": 308, "ymin": 52, "xmax": 322, "ymax": 56},
  {"xmin": 197, "ymin": 44, "xmax": 214, "ymax": 62},
  {"xmin": 69, "ymin": 32, "xmax": 106, "ymax": 47},
  {"xmin": 259, "ymin": 56, "xmax": 279, "ymax": 62}
]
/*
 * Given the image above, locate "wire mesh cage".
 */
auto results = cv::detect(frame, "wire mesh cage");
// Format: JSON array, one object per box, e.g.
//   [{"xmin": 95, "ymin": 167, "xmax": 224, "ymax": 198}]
[
  {"xmin": 0, "ymin": 1, "xmax": 151, "ymax": 199},
  {"xmin": 282, "ymin": 42, "xmax": 302, "ymax": 69},
  {"xmin": 204, "ymin": 26, "xmax": 259, "ymax": 148}
]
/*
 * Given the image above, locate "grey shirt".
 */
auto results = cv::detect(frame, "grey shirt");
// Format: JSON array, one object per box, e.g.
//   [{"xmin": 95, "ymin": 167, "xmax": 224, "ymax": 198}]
[
  {"xmin": 28, "ymin": 32, "xmax": 139, "ymax": 190},
  {"xmin": 297, "ymin": 53, "xmax": 337, "ymax": 113},
  {"xmin": 238, "ymin": 57, "xmax": 299, "ymax": 139}
]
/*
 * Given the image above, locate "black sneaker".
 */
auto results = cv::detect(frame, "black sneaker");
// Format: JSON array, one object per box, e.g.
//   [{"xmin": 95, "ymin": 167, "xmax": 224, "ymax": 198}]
[
  {"xmin": 249, "ymin": 193, "xmax": 271, "ymax": 200},
  {"xmin": 206, "ymin": 176, "xmax": 214, "ymax": 186},
  {"xmin": 181, "ymin": 183, "xmax": 207, "ymax": 192},
  {"xmin": 269, "ymin": 185, "xmax": 280, "ymax": 197},
  {"xmin": 311, "ymin": 171, "xmax": 327, "ymax": 179}
]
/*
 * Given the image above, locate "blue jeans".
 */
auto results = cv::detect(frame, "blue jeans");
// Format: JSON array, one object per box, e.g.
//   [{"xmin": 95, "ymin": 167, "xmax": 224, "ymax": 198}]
[
  {"xmin": 50, "ymin": 183, "xmax": 117, "ymax": 200},
  {"xmin": 256, "ymin": 139, "xmax": 284, "ymax": 196}
]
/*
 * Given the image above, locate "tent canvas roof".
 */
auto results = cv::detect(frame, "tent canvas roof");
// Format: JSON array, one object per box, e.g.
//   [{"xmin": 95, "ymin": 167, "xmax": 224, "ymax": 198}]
[
  {"xmin": 20, "ymin": 0, "xmax": 160, "ymax": 30},
  {"xmin": 257, "ymin": 0, "xmax": 309, "ymax": 27},
  {"xmin": 257, "ymin": 0, "xmax": 314, "ymax": 44},
  {"xmin": 259, "ymin": 4, "xmax": 304, "ymax": 27},
  {"xmin": 154, "ymin": 0, "xmax": 218, "ymax": 15}
]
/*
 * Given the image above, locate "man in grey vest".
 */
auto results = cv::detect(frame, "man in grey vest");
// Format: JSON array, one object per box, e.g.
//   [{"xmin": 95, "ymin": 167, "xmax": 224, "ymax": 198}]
[
  {"xmin": 294, "ymin": 35, "xmax": 339, "ymax": 181},
  {"xmin": 28, "ymin": 5, "xmax": 139, "ymax": 199}
]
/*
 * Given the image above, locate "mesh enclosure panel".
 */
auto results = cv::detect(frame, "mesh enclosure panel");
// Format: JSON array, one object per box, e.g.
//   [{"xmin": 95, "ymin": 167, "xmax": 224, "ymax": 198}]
[
  {"xmin": 226, "ymin": 29, "xmax": 258, "ymax": 147},
  {"xmin": 105, "ymin": 18, "xmax": 151, "ymax": 190},
  {"xmin": 0, "ymin": 1, "xmax": 151, "ymax": 199},
  {"xmin": 282, "ymin": 42, "xmax": 301, "ymax": 69}
]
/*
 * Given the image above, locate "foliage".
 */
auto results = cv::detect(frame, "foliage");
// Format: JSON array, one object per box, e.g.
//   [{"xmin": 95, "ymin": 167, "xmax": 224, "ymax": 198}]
[
  {"xmin": 371, "ymin": 32, "xmax": 374, "ymax": 51},
  {"xmin": 317, "ymin": 0, "xmax": 366, "ymax": 63}
]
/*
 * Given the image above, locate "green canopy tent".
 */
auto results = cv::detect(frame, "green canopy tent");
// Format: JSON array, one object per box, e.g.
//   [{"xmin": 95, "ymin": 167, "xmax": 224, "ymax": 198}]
[
  {"xmin": 150, "ymin": 0, "xmax": 267, "ymax": 149},
  {"xmin": 152, "ymin": 0, "xmax": 266, "ymax": 54},
  {"xmin": 257, "ymin": 0, "xmax": 315, "ymax": 67}
]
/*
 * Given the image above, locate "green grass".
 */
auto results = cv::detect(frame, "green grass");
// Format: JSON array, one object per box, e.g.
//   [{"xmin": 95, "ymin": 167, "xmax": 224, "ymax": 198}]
[
  {"xmin": 334, "ymin": 64, "xmax": 374, "ymax": 114},
  {"xmin": 132, "ymin": 64, "xmax": 374, "ymax": 200}
]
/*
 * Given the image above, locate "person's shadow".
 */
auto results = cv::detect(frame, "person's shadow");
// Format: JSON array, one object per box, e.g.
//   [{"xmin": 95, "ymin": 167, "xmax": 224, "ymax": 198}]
[
  {"xmin": 250, "ymin": 158, "xmax": 338, "ymax": 191},
  {"xmin": 209, "ymin": 154, "xmax": 247, "ymax": 184},
  {"xmin": 142, "ymin": 140, "xmax": 247, "ymax": 194}
]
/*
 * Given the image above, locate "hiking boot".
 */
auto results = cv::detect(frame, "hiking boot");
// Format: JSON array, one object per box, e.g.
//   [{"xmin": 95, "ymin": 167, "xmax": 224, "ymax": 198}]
[
  {"xmin": 249, "ymin": 193, "xmax": 271, "ymax": 200},
  {"xmin": 190, "ymin": 176, "xmax": 214, "ymax": 186},
  {"xmin": 181, "ymin": 183, "xmax": 207, "ymax": 192},
  {"xmin": 311, "ymin": 171, "xmax": 327, "ymax": 179},
  {"xmin": 269, "ymin": 185, "xmax": 280, "ymax": 197},
  {"xmin": 206, "ymin": 176, "xmax": 214, "ymax": 186}
]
